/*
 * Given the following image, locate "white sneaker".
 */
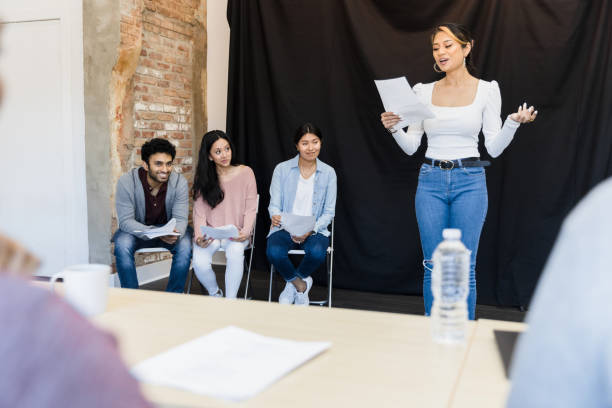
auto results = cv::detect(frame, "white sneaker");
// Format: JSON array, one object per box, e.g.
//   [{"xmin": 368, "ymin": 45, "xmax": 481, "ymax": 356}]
[
  {"xmin": 294, "ymin": 277, "xmax": 313, "ymax": 306},
  {"xmin": 210, "ymin": 288, "xmax": 223, "ymax": 297},
  {"xmin": 279, "ymin": 282, "xmax": 297, "ymax": 304}
]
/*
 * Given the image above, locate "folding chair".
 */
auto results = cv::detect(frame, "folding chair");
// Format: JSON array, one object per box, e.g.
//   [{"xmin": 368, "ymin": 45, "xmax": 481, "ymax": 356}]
[
  {"xmin": 268, "ymin": 218, "xmax": 335, "ymax": 307},
  {"xmin": 186, "ymin": 195, "xmax": 259, "ymax": 299},
  {"xmin": 133, "ymin": 247, "xmax": 172, "ymax": 285}
]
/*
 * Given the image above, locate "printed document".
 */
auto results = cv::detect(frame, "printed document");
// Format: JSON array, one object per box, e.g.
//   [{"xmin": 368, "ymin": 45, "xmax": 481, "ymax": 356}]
[
  {"xmin": 281, "ymin": 213, "xmax": 316, "ymax": 236},
  {"xmin": 132, "ymin": 326, "xmax": 331, "ymax": 401},
  {"xmin": 374, "ymin": 76, "xmax": 435, "ymax": 130},
  {"xmin": 140, "ymin": 218, "xmax": 180, "ymax": 239},
  {"xmin": 200, "ymin": 224, "xmax": 240, "ymax": 240}
]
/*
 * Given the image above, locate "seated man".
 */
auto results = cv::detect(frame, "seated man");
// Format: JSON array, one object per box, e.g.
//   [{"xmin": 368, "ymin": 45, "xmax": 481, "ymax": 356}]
[{"xmin": 113, "ymin": 138, "xmax": 192, "ymax": 292}]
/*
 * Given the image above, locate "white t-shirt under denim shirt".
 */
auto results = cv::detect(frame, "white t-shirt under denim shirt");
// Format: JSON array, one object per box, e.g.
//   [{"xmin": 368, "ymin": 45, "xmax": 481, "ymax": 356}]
[
  {"xmin": 392, "ymin": 80, "xmax": 520, "ymax": 160},
  {"xmin": 291, "ymin": 173, "xmax": 315, "ymax": 216}
]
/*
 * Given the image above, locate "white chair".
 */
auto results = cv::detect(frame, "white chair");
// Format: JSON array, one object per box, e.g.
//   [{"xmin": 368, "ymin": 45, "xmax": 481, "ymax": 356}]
[
  {"xmin": 133, "ymin": 247, "xmax": 183, "ymax": 289},
  {"xmin": 267, "ymin": 218, "xmax": 335, "ymax": 307},
  {"xmin": 186, "ymin": 195, "xmax": 259, "ymax": 299}
]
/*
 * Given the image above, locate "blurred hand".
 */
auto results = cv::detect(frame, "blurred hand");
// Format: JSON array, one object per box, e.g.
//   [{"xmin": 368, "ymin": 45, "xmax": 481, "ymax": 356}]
[
  {"xmin": 230, "ymin": 233, "xmax": 249, "ymax": 242},
  {"xmin": 271, "ymin": 215, "xmax": 281, "ymax": 228},
  {"xmin": 291, "ymin": 231, "xmax": 313, "ymax": 244},
  {"xmin": 0, "ymin": 234, "xmax": 40, "ymax": 277},
  {"xmin": 195, "ymin": 235, "xmax": 214, "ymax": 248},
  {"xmin": 160, "ymin": 229, "xmax": 179, "ymax": 245}
]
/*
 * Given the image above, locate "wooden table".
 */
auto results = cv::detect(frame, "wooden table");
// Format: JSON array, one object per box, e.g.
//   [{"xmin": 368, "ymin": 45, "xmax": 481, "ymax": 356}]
[
  {"xmin": 450, "ymin": 319, "xmax": 526, "ymax": 408},
  {"xmin": 92, "ymin": 288, "xmax": 523, "ymax": 407}
]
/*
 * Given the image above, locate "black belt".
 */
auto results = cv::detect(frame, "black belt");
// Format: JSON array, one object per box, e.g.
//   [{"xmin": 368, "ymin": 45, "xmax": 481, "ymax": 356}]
[{"xmin": 425, "ymin": 157, "xmax": 491, "ymax": 170}]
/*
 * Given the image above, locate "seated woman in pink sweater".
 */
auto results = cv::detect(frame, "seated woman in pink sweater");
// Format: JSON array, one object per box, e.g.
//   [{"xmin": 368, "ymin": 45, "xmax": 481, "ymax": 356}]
[{"xmin": 192, "ymin": 130, "xmax": 258, "ymax": 298}]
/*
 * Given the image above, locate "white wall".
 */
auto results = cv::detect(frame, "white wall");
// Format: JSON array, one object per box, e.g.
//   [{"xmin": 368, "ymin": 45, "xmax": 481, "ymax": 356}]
[
  {"xmin": 0, "ymin": 0, "xmax": 88, "ymax": 276},
  {"xmin": 206, "ymin": 0, "xmax": 230, "ymax": 132}
]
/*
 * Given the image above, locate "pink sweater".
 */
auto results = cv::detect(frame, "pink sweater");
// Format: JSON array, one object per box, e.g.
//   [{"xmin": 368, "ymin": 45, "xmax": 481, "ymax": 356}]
[{"xmin": 193, "ymin": 165, "xmax": 258, "ymax": 238}]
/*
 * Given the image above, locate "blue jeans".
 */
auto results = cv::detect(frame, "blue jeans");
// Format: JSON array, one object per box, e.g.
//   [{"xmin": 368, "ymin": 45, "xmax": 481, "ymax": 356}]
[
  {"xmin": 266, "ymin": 230, "xmax": 329, "ymax": 281},
  {"xmin": 415, "ymin": 163, "xmax": 488, "ymax": 320},
  {"xmin": 113, "ymin": 226, "xmax": 193, "ymax": 293}
]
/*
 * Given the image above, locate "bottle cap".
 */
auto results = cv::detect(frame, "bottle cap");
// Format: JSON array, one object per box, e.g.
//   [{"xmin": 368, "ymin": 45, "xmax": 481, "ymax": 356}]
[{"xmin": 442, "ymin": 228, "xmax": 461, "ymax": 240}]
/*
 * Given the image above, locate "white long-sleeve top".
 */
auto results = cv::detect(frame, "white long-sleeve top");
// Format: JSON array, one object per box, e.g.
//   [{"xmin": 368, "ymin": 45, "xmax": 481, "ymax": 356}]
[{"xmin": 392, "ymin": 80, "xmax": 520, "ymax": 159}]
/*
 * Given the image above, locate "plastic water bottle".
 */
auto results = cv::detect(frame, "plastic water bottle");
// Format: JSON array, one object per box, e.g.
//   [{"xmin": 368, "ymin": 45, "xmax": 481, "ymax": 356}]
[{"xmin": 431, "ymin": 228, "xmax": 470, "ymax": 344}]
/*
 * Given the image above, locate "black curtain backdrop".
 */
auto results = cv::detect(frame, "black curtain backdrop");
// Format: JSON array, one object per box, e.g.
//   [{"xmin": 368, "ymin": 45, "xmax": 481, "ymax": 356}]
[{"xmin": 225, "ymin": 0, "xmax": 612, "ymax": 307}]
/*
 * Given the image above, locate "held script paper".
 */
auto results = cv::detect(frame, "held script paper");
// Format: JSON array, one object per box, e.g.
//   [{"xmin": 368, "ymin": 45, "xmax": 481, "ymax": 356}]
[
  {"xmin": 138, "ymin": 218, "xmax": 180, "ymax": 239},
  {"xmin": 200, "ymin": 224, "xmax": 240, "ymax": 240},
  {"xmin": 281, "ymin": 213, "xmax": 316, "ymax": 236},
  {"xmin": 132, "ymin": 326, "xmax": 331, "ymax": 402},
  {"xmin": 374, "ymin": 76, "xmax": 435, "ymax": 130}
]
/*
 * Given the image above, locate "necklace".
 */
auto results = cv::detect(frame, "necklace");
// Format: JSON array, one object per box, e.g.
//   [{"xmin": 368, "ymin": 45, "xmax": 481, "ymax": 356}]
[{"xmin": 299, "ymin": 163, "xmax": 316, "ymax": 179}]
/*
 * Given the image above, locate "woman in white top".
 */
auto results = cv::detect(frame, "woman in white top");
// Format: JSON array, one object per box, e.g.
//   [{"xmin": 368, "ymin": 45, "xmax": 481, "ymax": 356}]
[{"xmin": 380, "ymin": 23, "xmax": 537, "ymax": 319}]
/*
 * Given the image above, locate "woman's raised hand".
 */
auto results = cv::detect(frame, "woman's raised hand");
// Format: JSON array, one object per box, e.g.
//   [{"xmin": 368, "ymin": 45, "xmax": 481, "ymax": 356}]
[
  {"xmin": 380, "ymin": 112, "xmax": 401, "ymax": 130},
  {"xmin": 510, "ymin": 102, "xmax": 538, "ymax": 124}
]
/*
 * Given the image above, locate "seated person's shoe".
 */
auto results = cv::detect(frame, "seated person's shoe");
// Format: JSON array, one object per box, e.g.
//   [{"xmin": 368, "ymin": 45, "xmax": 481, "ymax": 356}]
[
  {"xmin": 278, "ymin": 282, "xmax": 297, "ymax": 304},
  {"xmin": 294, "ymin": 276, "xmax": 313, "ymax": 306},
  {"xmin": 210, "ymin": 288, "xmax": 223, "ymax": 297}
]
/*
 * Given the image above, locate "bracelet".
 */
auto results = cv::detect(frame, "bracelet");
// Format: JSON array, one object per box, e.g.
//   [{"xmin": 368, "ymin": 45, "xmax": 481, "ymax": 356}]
[{"xmin": 387, "ymin": 128, "xmax": 397, "ymax": 134}]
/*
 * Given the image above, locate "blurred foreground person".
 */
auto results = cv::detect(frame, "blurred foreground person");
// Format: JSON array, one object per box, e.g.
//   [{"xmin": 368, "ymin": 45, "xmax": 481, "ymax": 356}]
[
  {"xmin": 507, "ymin": 178, "xmax": 612, "ymax": 407},
  {"xmin": 0, "ymin": 25, "xmax": 151, "ymax": 407}
]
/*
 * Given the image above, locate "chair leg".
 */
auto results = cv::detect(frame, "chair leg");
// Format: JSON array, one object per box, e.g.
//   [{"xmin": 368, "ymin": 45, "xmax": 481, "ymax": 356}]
[
  {"xmin": 243, "ymin": 247, "xmax": 255, "ymax": 300},
  {"xmin": 186, "ymin": 268, "xmax": 194, "ymax": 294},
  {"xmin": 327, "ymin": 252, "xmax": 333, "ymax": 308},
  {"xmin": 268, "ymin": 265, "xmax": 274, "ymax": 302}
]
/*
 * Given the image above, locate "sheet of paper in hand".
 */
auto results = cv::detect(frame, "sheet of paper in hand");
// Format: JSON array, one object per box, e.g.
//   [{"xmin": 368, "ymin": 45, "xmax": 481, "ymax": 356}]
[
  {"xmin": 200, "ymin": 224, "xmax": 240, "ymax": 240},
  {"xmin": 142, "ymin": 218, "xmax": 180, "ymax": 239},
  {"xmin": 374, "ymin": 76, "xmax": 435, "ymax": 130},
  {"xmin": 281, "ymin": 213, "xmax": 316, "ymax": 236}
]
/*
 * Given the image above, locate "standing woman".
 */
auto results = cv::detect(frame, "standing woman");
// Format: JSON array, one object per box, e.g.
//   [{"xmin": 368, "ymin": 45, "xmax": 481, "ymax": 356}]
[
  {"xmin": 192, "ymin": 130, "xmax": 257, "ymax": 298},
  {"xmin": 266, "ymin": 123, "xmax": 337, "ymax": 306},
  {"xmin": 380, "ymin": 23, "xmax": 537, "ymax": 319}
]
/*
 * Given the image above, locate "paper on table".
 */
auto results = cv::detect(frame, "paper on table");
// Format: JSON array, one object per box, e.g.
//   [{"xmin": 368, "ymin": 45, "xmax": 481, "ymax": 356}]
[
  {"xmin": 132, "ymin": 326, "xmax": 331, "ymax": 402},
  {"xmin": 200, "ymin": 224, "xmax": 239, "ymax": 240},
  {"xmin": 374, "ymin": 76, "xmax": 435, "ymax": 130},
  {"xmin": 139, "ymin": 218, "xmax": 180, "ymax": 239},
  {"xmin": 281, "ymin": 213, "xmax": 316, "ymax": 236}
]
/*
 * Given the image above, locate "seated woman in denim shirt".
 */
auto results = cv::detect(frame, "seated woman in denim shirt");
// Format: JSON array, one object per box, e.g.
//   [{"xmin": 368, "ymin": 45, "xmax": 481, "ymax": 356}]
[{"xmin": 266, "ymin": 123, "xmax": 337, "ymax": 306}]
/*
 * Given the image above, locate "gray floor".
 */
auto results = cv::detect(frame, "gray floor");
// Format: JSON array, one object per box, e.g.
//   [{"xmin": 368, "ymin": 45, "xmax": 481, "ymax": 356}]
[{"xmin": 142, "ymin": 266, "xmax": 526, "ymax": 322}]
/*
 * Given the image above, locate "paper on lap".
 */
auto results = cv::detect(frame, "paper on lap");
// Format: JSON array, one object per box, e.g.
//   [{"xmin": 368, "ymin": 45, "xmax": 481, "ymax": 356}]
[
  {"xmin": 374, "ymin": 76, "xmax": 435, "ymax": 129},
  {"xmin": 200, "ymin": 225, "xmax": 239, "ymax": 240},
  {"xmin": 280, "ymin": 213, "xmax": 316, "ymax": 236},
  {"xmin": 132, "ymin": 326, "xmax": 331, "ymax": 402},
  {"xmin": 139, "ymin": 218, "xmax": 180, "ymax": 239}
]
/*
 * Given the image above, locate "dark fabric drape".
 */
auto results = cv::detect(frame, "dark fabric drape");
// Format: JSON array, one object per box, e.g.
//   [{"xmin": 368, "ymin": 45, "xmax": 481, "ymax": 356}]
[{"xmin": 226, "ymin": 0, "xmax": 612, "ymax": 307}]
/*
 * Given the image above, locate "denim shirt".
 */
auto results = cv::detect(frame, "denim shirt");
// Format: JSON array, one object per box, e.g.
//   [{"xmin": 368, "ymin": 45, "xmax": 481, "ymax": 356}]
[{"xmin": 268, "ymin": 155, "xmax": 337, "ymax": 237}]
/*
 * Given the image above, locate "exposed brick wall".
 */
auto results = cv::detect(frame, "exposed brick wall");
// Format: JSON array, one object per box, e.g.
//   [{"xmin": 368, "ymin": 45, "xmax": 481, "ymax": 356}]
[{"xmin": 133, "ymin": 10, "xmax": 194, "ymax": 178}]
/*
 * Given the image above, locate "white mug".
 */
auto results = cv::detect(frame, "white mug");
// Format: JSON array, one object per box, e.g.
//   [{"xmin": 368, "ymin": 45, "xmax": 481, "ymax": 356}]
[{"xmin": 50, "ymin": 264, "xmax": 110, "ymax": 316}]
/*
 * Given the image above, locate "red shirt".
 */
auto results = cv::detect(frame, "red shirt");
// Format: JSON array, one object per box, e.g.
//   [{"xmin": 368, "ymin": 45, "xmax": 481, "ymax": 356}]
[{"xmin": 138, "ymin": 167, "xmax": 168, "ymax": 226}]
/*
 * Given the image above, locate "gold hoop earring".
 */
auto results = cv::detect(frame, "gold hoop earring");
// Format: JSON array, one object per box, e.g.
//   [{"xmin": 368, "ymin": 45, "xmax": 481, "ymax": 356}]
[{"xmin": 433, "ymin": 63, "xmax": 443, "ymax": 73}]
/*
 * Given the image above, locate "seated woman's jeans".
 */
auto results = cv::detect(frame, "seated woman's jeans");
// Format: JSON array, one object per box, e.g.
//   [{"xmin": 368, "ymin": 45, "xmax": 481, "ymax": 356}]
[
  {"xmin": 113, "ymin": 226, "xmax": 193, "ymax": 293},
  {"xmin": 415, "ymin": 164, "xmax": 488, "ymax": 320},
  {"xmin": 266, "ymin": 230, "xmax": 329, "ymax": 282}
]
